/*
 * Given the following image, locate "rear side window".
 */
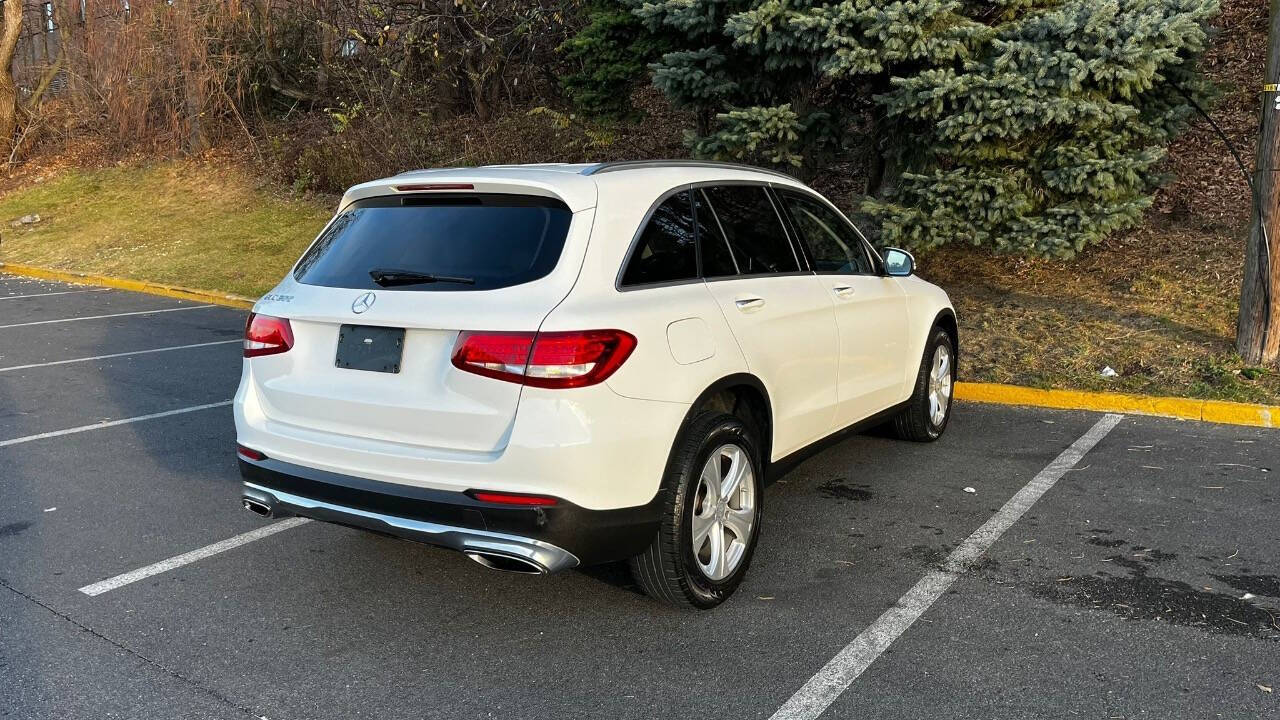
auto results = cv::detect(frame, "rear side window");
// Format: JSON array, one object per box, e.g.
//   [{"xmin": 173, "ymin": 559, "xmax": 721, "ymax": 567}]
[
  {"xmin": 700, "ymin": 185, "xmax": 799, "ymax": 276},
  {"xmin": 620, "ymin": 190, "xmax": 698, "ymax": 286},
  {"xmin": 780, "ymin": 192, "xmax": 874, "ymax": 274},
  {"xmin": 294, "ymin": 195, "xmax": 572, "ymax": 292}
]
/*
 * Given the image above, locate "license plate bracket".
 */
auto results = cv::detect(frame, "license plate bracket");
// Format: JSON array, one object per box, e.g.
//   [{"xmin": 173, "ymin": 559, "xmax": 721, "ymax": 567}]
[{"xmin": 335, "ymin": 325, "xmax": 405, "ymax": 373}]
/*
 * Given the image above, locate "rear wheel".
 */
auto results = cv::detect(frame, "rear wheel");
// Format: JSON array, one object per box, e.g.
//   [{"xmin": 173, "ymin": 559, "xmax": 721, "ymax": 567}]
[
  {"xmin": 892, "ymin": 327, "xmax": 955, "ymax": 442},
  {"xmin": 630, "ymin": 411, "xmax": 763, "ymax": 609}
]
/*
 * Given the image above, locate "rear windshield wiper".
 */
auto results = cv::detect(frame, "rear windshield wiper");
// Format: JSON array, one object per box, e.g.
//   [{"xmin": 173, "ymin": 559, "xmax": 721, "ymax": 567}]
[{"xmin": 368, "ymin": 269, "xmax": 476, "ymax": 287}]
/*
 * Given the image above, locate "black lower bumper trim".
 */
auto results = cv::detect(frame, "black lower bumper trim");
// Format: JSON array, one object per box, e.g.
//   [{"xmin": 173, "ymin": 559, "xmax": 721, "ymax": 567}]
[{"xmin": 237, "ymin": 457, "xmax": 662, "ymax": 566}]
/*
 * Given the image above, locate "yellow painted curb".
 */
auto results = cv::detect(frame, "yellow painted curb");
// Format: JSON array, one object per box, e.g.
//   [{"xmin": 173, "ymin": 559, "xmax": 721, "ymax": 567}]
[
  {"xmin": 955, "ymin": 382, "xmax": 1277, "ymax": 429},
  {"xmin": 0, "ymin": 262, "xmax": 255, "ymax": 310}
]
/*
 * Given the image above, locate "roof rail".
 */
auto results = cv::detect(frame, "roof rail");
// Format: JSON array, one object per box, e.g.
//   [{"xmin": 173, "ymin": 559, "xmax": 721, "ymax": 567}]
[{"xmin": 581, "ymin": 159, "xmax": 799, "ymax": 182}]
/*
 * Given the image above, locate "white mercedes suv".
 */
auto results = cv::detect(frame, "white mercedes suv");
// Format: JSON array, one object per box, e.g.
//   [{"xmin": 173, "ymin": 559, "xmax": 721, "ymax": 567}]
[{"xmin": 234, "ymin": 160, "xmax": 957, "ymax": 609}]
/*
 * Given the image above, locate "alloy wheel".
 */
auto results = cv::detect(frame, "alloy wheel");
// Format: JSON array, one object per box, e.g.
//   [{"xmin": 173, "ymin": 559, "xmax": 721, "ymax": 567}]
[
  {"xmin": 690, "ymin": 444, "xmax": 757, "ymax": 581},
  {"xmin": 928, "ymin": 344, "xmax": 953, "ymax": 427}
]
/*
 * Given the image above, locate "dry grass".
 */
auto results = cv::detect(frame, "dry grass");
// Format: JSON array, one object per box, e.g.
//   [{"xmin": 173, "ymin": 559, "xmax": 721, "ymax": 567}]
[
  {"xmin": 923, "ymin": 225, "xmax": 1279, "ymax": 403},
  {"xmin": 0, "ymin": 160, "xmax": 331, "ymax": 298}
]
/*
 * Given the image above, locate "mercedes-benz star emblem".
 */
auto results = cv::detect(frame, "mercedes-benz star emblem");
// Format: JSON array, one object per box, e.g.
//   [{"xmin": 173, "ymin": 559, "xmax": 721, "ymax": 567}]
[{"xmin": 351, "ymin": 291, "xmax": 376, "ymax": 314}]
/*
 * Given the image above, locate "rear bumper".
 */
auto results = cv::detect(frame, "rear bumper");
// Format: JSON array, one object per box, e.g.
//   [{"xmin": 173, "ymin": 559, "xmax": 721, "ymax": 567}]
[
  {"xmin": 237, "ymin": 456, "xmax": 663, "ymax": 569},
  {"xmin": 235, "ymin": 364, "xmax": 690, "ymax": 511}
]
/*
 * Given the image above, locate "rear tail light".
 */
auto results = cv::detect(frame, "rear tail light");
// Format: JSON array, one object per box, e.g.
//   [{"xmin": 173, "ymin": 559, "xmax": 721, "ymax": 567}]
[
  {"xmin": 236, "ymin": 444, "xmax": 266, "ymax": 461},
  {"xmin": 467, "ymin": 490, "xmax": 559, "ymax": 507},
  {"xmin": 451, "ymin": 329, "xmax": 636, "ymax": 389},
  {"xmin": 244, "ymin": 313, "xmax": 294, "ymax": 358}
]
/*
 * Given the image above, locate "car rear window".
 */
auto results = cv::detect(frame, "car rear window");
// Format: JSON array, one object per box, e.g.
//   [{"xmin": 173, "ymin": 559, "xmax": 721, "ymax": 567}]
[{"xmin": 293, "ymin": 194, "xmax": 573, "ymax": 292}]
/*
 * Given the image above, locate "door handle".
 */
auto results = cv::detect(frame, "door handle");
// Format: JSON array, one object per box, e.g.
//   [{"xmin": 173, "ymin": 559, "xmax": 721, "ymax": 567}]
[
  {"xmin": 734, "ymin": 297, "xmax": 766, "ymax": 312},
  {"xmin": 832, "ymin": 285, "xmax": 856, "ymax": 298}
]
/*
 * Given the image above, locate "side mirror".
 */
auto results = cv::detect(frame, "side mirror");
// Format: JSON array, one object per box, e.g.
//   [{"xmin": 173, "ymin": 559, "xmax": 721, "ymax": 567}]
[{"xmin": 882, "ymin": 247, "xmax": 915, "ymax": 277}]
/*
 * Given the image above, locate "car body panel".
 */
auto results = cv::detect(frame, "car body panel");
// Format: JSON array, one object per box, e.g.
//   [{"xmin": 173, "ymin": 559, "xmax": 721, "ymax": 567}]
[
  {"xmin": 817, "ymin": 273, "xmax": 914, "ymax": 425},
  {"xmin": 701, "ymin": 274, "xmax": 840, "ymax": 459}
]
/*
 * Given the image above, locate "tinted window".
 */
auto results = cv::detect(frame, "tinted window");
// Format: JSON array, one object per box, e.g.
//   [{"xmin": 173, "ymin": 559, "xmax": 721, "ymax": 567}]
[
  {"xmin": 294, "ymin": 195, "xmax": 572, "ymax": 292},
  {"xmin": 781, "ymin": 192, "xmax": 873, "ymax": 274},
  {"xmin": 693, "ymin": 189, "xmax": 738, "ymax": 277},
  {"xmin": 620, "ymin": 191, "xmax": 697, "ymax": 286},
  {"xmin": 701, "ymin": 186, "xmax": 799, "ymax": 276}
]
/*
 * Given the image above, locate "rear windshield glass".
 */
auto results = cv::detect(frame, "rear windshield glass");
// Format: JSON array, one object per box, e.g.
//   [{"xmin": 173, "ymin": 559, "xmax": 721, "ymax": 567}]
[{"xmin": 294, "ymin": 194, "xmax": 573, "ymax": 292}]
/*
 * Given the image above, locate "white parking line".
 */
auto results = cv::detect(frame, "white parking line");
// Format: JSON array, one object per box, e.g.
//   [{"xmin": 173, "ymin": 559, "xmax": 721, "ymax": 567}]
[
  {"xmin": 78, "ymin": 518, "xmax": 312, "ymax": 596},
  {"xmin": 769, "ymin": 413, "xmax": 1124, "ymax": 720},
  {"xmin": 0, "ymin": 305, "xmax": 216, "ymax": 329},
  {"xmin": 0, "ymin": 339, "xmax": 240, "ymax": 373},
  {"xmin": 0, "ymin": 400, "xmax": 233, "ymax": 448},
  {"xmin": 0, "ymin": 288, "xmax": 111, "ymax": 300}
]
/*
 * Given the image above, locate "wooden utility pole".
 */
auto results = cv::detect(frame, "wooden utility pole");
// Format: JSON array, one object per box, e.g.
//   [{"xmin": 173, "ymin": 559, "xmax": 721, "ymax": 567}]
[{"xmin": 1237, "ymin": 0, "xmax": 1280, "ymax": 365}]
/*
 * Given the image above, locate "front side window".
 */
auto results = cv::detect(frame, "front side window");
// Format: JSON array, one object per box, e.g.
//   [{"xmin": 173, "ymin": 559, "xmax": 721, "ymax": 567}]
[
  {"xmin": 294, "ymin": 195, "xmax": 572, "ymax": 292},
  {"xmin": 699, "ymin": 185, "xmax": 800, "ymax": 276},
  {"xmin": 780, "ymin": 192, "xmax": 873, "ymax": 274},
  {"xmin": 620, "ymin": 190, "xmax": 698, "ymax": 286}
]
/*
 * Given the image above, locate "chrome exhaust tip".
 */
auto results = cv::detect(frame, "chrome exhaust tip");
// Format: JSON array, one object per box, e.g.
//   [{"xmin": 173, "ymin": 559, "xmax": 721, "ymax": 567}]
[
  {"xmin": 465, "ymin": 551, "xmax": 545, "ymax": 575},
  {"xmin": 242, "ymin": 497, "xmax": 273, "ymax": 518}
]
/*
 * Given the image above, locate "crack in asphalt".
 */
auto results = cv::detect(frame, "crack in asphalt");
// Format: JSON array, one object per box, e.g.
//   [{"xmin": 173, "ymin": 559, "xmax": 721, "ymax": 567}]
[{"xmin": 0, "ymin": 577, "xmax": 268, "ymax": 719}]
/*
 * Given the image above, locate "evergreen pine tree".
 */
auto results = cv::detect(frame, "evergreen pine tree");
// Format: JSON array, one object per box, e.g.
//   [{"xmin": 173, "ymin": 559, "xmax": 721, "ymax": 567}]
[
  {"xmin": 861, "ymin": 0, "xmax": 1219, "ymax": 257},
  {"xmin": 561, "ymin": 0, "xmax": 1219, "ymax": 258},
  {"xmin": 559, "ymin": 3, "xmax": 667, "ymax": 118}
]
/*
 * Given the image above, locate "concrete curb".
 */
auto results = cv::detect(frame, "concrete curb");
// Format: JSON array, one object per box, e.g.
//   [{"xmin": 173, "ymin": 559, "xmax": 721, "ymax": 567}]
[
  {"xmin": 0, "ymin": 262, "xmax": 255, "ymax": 310},
  {"xmin": 2, "ymin": 262, "xmax": 1275, "ymax": 429},
  {"xmin": 955, "ymin": 382, "xmax": 1276, "ymax": 429}
]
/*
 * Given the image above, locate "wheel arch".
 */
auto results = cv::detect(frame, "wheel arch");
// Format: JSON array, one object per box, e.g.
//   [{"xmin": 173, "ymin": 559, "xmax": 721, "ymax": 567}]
[
  {"xmin": 670, "ymin": 373, "xmax": 774, "ymax": 472},
  {"xmin": 933, "ymin": 308, "xmax": 959, "ymax": 370}
]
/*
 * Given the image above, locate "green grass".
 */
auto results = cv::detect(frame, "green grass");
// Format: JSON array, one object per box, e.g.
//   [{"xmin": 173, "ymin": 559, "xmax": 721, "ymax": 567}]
[{"xmin": 0, "ymin": 162, "xmax": 331, "ymax": 298}]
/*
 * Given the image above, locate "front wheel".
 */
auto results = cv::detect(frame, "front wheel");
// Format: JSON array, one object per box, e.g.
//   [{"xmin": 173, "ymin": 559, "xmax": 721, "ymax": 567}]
[
  {"xmin": 891, "ymin": 327, "xmax": 955, "ymax": 442},
  {"xmin": 630, "ymin": 411, "xmax": 763, "ymax": 609}
]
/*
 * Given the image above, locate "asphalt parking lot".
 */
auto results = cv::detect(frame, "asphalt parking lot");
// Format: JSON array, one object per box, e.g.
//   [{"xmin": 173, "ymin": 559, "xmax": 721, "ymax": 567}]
[{"xmin": 2, "ymin": 271, "xmax": 1278, "ymax": 720}]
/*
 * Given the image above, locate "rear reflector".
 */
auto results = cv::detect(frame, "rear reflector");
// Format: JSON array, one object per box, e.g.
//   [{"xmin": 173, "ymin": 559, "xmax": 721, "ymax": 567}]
[
  {"xmin": 244, "ymin": 313, "xmax": 294, "ymax": 358},
  {"xmin": 236, "ymin": 445, "xmax": 266, "ymax": 461},
  {"xmin": 392, "ymin": 183, "xmax": 475, "ymax": 192},
  {"xmin": 451, "ymin": 330, "xmax": 636, "ymax": 389},
  {"xmin": 468, "ymin": 490, "xmax": 559, "ymax": 507}
]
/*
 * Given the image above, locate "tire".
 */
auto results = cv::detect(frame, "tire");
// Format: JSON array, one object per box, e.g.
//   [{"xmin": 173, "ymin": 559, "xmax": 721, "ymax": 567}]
[
  {"xmin": 629, "ymin": 411, "xmax": 763, "ymax": 609},
  {"xmin": 891, "ymin": 327, "xmax": 955, "ymax": 442}
]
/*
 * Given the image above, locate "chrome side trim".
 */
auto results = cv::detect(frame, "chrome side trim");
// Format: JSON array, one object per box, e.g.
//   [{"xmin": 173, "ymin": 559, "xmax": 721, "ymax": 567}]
[{"xmin": 242, "ymin": 482, "xmax": 580, "ymax": 574}]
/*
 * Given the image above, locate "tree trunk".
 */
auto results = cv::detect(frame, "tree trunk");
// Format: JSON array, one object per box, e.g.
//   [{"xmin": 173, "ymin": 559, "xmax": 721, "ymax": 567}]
[
  {"xmin": 24, "ymin": 5, "xmax": 67, "ymax": 114},
  {"xmin": 315, "ymin": 0, "xmax": 334, "ymax": 97},
  {"xmin": 184, "ymin": 69, "xmax": 206, "ymax": 153},
  {"xmin": 1237, "ymin": 0, "xmax": 1280, "ymax": 366},
  {"xmin": 0, "ymin": 0, "xmax": 24, "ymax": 158}
]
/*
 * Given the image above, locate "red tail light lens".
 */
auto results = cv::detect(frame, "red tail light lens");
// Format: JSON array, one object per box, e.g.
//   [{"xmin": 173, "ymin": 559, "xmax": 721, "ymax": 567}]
[
  {"xmin": 451, "ymin": 329, "xmax": 636, "ymax": 389},
  {"xmin": 524, "ymin": 330, "xmax": 637, "ymax": 388},
  {"xmin": 244, "ymin": 313, "xmax": 294, "ymax": 358},
  {"xmin": 467, "ymin": 490, "xmax": 559, "ymax": 507},
  {"xmin": 450, "ymin": 332, "xmax": 536, "ymax": 384},
  {"xmin": 236, "ymin": 444, "xmax": 266, "ymax": 461}
]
